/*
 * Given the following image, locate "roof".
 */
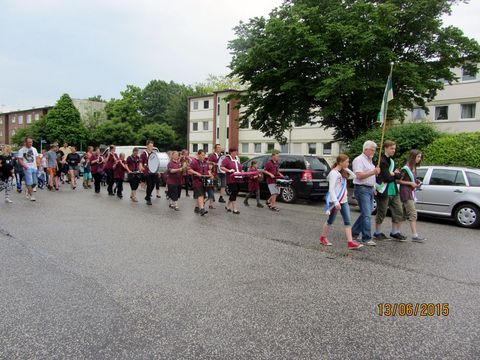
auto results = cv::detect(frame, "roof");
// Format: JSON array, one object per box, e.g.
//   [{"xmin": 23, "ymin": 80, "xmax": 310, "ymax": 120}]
[{"xmin": 0, "ymin": 106, "xmax": 53, "ymax": 115}]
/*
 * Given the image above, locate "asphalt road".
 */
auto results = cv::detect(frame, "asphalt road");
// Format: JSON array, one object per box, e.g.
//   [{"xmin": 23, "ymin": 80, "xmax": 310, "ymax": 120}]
[{"xmin": 1, "ymin": 185, "xmax": 479, "ymax": 359}]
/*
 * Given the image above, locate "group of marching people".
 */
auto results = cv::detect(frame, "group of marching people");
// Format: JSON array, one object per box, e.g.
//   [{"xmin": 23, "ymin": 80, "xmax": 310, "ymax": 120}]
[
  {"xmin": 1, "ymin": 137, "xmax": 425, "ymax": 250},
  {"xmin": 320, "ymin": 139, "xmax": 425, "ymax": 250}
]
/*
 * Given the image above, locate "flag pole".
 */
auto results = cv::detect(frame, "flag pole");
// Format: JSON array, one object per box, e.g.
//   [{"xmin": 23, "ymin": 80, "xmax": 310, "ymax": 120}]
[{"xmin": 377, "ymin": 62, "xmax": 394, "ymax": 168}]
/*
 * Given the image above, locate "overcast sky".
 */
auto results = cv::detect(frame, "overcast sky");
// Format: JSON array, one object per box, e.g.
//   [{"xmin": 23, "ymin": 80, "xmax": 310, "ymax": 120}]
[{"xmin": 1, "ymin": 0, "xmax": 479, "ymax": 112}]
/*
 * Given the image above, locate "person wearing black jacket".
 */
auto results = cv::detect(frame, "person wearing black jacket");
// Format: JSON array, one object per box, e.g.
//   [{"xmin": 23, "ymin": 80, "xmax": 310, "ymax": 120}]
[
  {"xmin": 66, "ymin": 146, "xmax": 81, "ymax": 190},
  {"xmin": 374, "ymin": 140, "xmax": 406, "ymax": 241},
  {"xmin": 0, "ymin": 145, "xmax": 15, "ymax": 203}
]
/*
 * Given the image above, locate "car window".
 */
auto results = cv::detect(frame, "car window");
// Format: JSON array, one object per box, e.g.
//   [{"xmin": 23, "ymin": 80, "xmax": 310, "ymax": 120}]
[
  {"xmin": 253, "ymin": 156, "xmax": 267, "ymax": 169},
  {"xmin": 466, "ymin": 172, "xmax": 480, "ymax": 187},
  {"xmin": 416, "ymin": 168, "xmax": 427, "ymax": 182},
  {"xmin": 305, "ymin": 156, "xmax": 329, "ymax": 172},
  {"xmin": 429, "ymin": 169, "xmax": 466, "ymax": 186},
  {"xmin": 279, "ymin": 156, "xmax": 305, "ymax": 170}
]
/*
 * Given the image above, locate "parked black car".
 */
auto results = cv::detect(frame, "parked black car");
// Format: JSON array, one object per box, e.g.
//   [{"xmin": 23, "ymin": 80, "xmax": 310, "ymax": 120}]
[{"xmin": 238, "ymin": 154, "xmax": 331, "ymax": 203}]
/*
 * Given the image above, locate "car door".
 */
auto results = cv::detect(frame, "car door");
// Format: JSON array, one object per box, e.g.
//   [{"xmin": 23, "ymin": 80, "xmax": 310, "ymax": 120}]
[
  {"xmin": 412, "ymin": 167, "xmax": 428, "ymax": 211},
  {"xmin": 417, "ymin": 168, "xmax": 468, "ymax": 215}
]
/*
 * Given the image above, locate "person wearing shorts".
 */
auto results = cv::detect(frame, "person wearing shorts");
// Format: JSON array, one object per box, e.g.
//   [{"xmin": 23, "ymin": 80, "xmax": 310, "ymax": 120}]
[
  {"xmin": 208, "ymin": 144, "xmax": 226, "ymax": 203},
  {"xmin": 399, "ymin": 149, "xmax": 425, "ymax": 242},
  {"xmin": 188, "ymin": 149, "xmax": 210, "ymax": 216},
  {"xmin": 17, "ymin": 137, "xmax": 39, "ymax": 201},
  {"xmin": 66, "ymin": 146, "xmax": 81, "ymax": 190},
  {"xmin": 221, "ymin": 148, "xmax": 242, "ymax": 215},
  {"xmin": 46, "ymin": 144, "xmax": 58, "ymax": 190},
  {"xmin": 374, "ymin": 140, "xmax": 406, "ymax": 241},
  {"xmin": 127, "ymin": 147, "xmax": 141, "ymax": 202},
  {"xmin": 83, "ymin": 146, "xmax": 93, "ymax": 189},
  {"xmin": 263, "ymin": 151, "xmax": 284, "ymax": 212}
]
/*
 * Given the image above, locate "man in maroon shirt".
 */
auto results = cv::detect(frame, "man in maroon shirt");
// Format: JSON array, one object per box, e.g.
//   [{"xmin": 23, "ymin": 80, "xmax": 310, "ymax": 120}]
[
  {"xmin": 127, "ymin": 147, "xmax": 141, "ymax": 202},
  {"xmin": 139, "ymin": 140, "xmax": 157, "ymax": 205},
  {"xmin": 208, "ymin": 144, "xmax": 226, "ymax": 203},
  {"xmin": 166, "ymin": 151, "xmax": 183, "ymax": 211},
  {"xmin": 103, "ymin": 145, "xmax": 118, "ymax": 196},
  {"xmin": 113, "ymin": 153, "xmax": 130, "ymax": 199},
  {"xmin": 90, "ymin": 147, "xmax": 104, "ymax": 194},
  {"xmin": 221, "ymin": 148, "xmax": 243, "ymax": 214},
  {"xmin": 263, "ymin": 151, "xmax": 284, "ymax": 212},
  {"xmin": 188, "ymin": 149, "xmax": 210, "ymax": 216}
]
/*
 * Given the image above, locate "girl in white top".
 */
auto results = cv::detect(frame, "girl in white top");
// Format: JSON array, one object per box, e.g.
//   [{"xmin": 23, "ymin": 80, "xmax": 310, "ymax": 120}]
[{"xmin": 320, "ymin": 154, "xmax": 363, "ymax": 250}]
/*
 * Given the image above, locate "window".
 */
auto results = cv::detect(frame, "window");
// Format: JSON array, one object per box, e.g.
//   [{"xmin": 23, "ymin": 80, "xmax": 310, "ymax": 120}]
[
  {"xmin": 0, "ymin": 117, "xmax": 3, "ymax": 124},
  {"xmin": 280, "ymin": 143, "xmax": 289, "ymax": 153},
  {"xmin": 466, "ymin": 172, "xmax": 480, "ymax": 187},
  {"xmin": 279, "ymin": 156, "xmax": 306, "ymax": 170},
  {"xmin": 203, "ymin": 121, "xmax": 209, "ymax": 130},
  {"xmin": 429, "ymin": 169, "xmax": 466, "ymax": 186},
  {"xmin": 193, "ymin": 144, "xmax": 198, "ymax": 152},
  {"xmin": 241, "ymin": 143, "xmax": 249, "ymax": 154},
  {"xmin": 193, "ymin": 101, "xmax": 199, "ymax": 110},
  {"xmin": 11, "ymin": 115, "xmax": 16, "ymax": 123},
  {"xmin": 192, "ymin": 122, "xmax": 198, "ymax": 131},
  {"xmin": 203, "ymin": 144, "xmax": 209, "ymax": 152},
  {"xmin": 227, "ymin": 102, "xmax": 230, "ymax": 115},
  {"xmin": 217, "ymin": 103, "xmax": 220, "ymax": 116},
  {"xmin": 412, "ymin": 108, "xmax": 426, "ymax": 121},
  {"xmin": 461, "ymin": 103, "xmax": 476, "ymax": 119},
  {"xmin": 34, "ymin": 113, "xmax": 40, "ymax": 120},
  {"xmin": 18, "ymin": 115, "xmax": 23, "ymax": 124},
  {"xmin": 216, "ymin": 128, "xmax": 219, "ymax": 139},
  {"xmin": 308, "ymin": 143, "xmax": 316, "ymax": 155},
  {"xmin": 323, "ymin": 143, "xmax": 332, "ymax": 155},
  {"xmin": 203, "ymin": 100, "xmax": 209, "ymax": 109},
  {"xmin": 267, "ymin": 143, "xmax": 275, "ymax": 152},
  {"xmin": 339, "ymin": 142, "xmax": 348, "ymax": 154},
  {"xmin": 254, "ymin": 143, "xmax": 262, "ymax": 153},
  {"xmin": 305, "ymin": 156, "xmax": 329, "ymax": 172},
  {"xmin": 462, "ymin": 67, "xmax": 477, "ymax": 81},
  {"xmin": 416, "ymin": 168, "xmax": 428, "ymax": 182},
  {"xmin": 27, "ymin": 114, "xmax": 32, "ymax": 124},
  {"xmin": 434, "ymin": 106, "xmax": 448, "ymax": 120}
]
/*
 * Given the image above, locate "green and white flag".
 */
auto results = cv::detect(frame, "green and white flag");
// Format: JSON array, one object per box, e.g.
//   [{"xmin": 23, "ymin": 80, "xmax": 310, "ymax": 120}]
[{"xmin": 377, "ymin": 74, "xmax": 393, "ymax": 124}]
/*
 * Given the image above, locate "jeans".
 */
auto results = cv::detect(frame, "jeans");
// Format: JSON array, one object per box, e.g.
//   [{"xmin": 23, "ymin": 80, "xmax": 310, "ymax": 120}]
[
  {"xmin": 351, "ymin": 185, "xmax": 374, "ymax": 241},
  {"xmin": 24, "ymin": 167, "xmax": 38, "ymax": 187},
  {"xmin": 15, "ymin": 172, "xmax": 24, "ymax": 190},
  {"xmin": 327, "ymin": 202, "xmax": 352, "ymax": 226}
]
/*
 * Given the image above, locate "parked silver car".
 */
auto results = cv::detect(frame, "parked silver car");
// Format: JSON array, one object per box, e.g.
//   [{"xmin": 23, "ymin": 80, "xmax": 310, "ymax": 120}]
[{"xmin": 415, "ymin": 166, "xmax": 480, "ymax": 228}]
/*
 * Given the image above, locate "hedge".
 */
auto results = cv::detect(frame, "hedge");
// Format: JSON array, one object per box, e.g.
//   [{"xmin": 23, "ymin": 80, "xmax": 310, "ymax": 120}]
[
  {"xmin": 422, "ymin": 132, "xmax": 480, "ymax": 168},
  {"xmin": 347, "ymin": 123, "xmax": 441, "ymax": 165}
]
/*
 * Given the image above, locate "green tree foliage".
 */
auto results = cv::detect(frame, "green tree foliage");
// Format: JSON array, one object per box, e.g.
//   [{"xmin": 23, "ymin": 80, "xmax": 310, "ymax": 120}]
[
  {"xmin": 346, "ymin": 123, "xmax": 441, "ymax": 164},
  {"xmin": 87, "ymin": 95, "xmax": 106, "ymax": 102},
  {"xmin": 422, "ymin": 132, "xmax": 480, "ymax": 168},
  {"xmin": 228, "ymin": 0, "xmax": 480, "ymax": 141},
  {"xmin": 136, "ymin": 123, "xmax": 177, "ymax": 151},
  {"xmin": 105, "ymin": 85, "xmax": 143, "ymax": 129},
  {"xmin": 91, "ymin": 121, "xmax": 136, "ymax": 146},
  {"xmin": 195, "ymin": 74, "xmax": 248, "ymax": 94}
]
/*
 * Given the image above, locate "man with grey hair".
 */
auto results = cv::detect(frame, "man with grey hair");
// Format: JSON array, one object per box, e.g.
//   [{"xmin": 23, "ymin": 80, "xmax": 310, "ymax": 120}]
[{"xmin": 351, "ymin": 140, "xmax": 381, "ymax": 246}]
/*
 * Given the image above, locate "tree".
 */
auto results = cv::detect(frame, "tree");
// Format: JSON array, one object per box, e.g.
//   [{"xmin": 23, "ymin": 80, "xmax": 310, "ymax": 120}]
[
  {"xmin": 91, "ymin": 120, "xmax": 136, "ymax": 146},
  {"xmin": 195, "ymin": 74, "xmax": 248, "ymax": 94},
  {"xmin": 228, "ymin": 0, "xmax": 480, "ymax": 141},
  {"xmin": 136, "ymin": 123, "xmax": 177, "ymax": 151},
  {"xmin": 87, "ymin": 95, "xmax": 106, "ymax": 102},
  {"xmin": 41, "ymin": 94, "xmax": 88, "ymax": 146},
  {"xmin": 105, "ymin": 85, "xmax": 143, "ymax": 129}
]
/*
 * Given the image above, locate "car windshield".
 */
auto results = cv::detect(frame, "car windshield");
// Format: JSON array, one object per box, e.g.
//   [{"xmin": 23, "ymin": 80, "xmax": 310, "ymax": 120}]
[{"xmin": 305, "ymin": 156, "xmax": 329, "ymax": 172}]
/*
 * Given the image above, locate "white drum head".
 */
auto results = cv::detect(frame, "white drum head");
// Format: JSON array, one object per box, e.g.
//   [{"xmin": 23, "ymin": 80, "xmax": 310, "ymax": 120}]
[{"xmin": 148, "ymin": 153, "xmax": 160, "ymax": 173}]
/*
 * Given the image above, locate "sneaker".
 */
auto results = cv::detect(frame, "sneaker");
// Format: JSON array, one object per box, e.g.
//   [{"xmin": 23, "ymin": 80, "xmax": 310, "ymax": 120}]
[
  {"xmin": 319, "ymin": 236, "xmax": 332, "ymax": 246},
  {"xmin": 200, "ymin": 209, "xmax": 207, "ymax": 216},
  {"xmin": 412, "ymin": 236, "xmax": 426, "ymax": 242},
  {"xmin": 30, "ymin": 195, "xmax": 36, "ymax": 201},
  {"xmin": 257, "ymin": 203, "xmax": 264, "ymax": 208},
  {"xmin": 5, "ymin": 198, "xmax": 13, "ymax": 203},
  {"xmin": 373, "ymin": 232, "xmax": 389, "ymax": 240},
  {"xmin": 390, "ymin": 233, "xmax": 407, "ymax": 242},
  {"xmin": 361, "ymin": 240, "xmax": 377, "ymax": 246},
  {"xmin": 146, "ymin": 200, "xmax": 152, "ymax": 205},
  {"xmin": 218, "ymin": 197, "xmax": 226, "ymax": 203},
  {"xmin": 25, "ymin": 192, "xmax": 31, "ymax": 200},
  {"xmin": 194, "ymin": 207, "xmax": 200, "ymax": 213},
  {"xmin": 348, "ymin": 241, "xmax": 364, "ymax": 250}
]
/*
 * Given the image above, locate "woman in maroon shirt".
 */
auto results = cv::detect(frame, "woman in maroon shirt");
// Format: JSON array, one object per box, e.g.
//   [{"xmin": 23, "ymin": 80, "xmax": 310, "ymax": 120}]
[
  {"xmin": 90, "ymin": 147, "xmax": 104, "ymax": 194},
  {"xmin": 221, "ymin": 148, "xmax": 243, "ymax": 214},
  {"xmin": 127, "ymin": 147, "xmax": 141, "ymax": 202},
  {"xmin": 113, "ymin": 153, "xmax": 130, "ymax": 199},
  {"xmin": 103, "ymin": 145, "xmax": 119, "ymax": 196},
  {"xmin": 166, "ymin": 151, "xmax": 183, "ymax": 211}
]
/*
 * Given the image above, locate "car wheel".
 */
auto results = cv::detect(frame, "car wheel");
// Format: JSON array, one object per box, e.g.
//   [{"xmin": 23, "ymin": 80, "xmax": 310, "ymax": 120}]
[
  {"xmin": 454, "ymin": 204, "xmax": 480, "ymax": 228},
  {"xmin": 280, "ymin": 185, "xmax": 297, "ymax": 203}
]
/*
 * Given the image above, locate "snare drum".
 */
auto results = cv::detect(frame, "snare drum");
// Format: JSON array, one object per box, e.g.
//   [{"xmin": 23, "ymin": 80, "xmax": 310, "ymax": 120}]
[{"xmin": 276, "ymin": 178, "xmax": 293, "ymax": 188}]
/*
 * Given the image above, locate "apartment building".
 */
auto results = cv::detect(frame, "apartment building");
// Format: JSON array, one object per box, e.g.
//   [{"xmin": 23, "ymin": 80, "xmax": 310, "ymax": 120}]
[
  {"xmin": 188, "ymin": 90, "xmax": 343, "ymax": 164},
  {"xmin": 407, "ymin": 65, "xmax": 479, "ymax": 132}
]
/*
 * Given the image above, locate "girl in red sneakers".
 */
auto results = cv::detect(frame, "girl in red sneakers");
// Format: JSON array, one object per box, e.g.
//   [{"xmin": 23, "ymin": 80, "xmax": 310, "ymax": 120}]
[{"xmin": 320, "ymin": 154, "xmax": 363, "ymax": 250}]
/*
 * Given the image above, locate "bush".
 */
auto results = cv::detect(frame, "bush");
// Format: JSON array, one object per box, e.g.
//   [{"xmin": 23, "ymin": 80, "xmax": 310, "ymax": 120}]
[
  {"xmin": 422, "ymin": 132, "xmax": 480, "ymax": 168},
  {"xmin": 347, "ymin": 123, "xmax": 441, "ymax": 164},
  {"xmin": 239, "ymin": 155, "xmax": 250, "ymax": 164}
]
